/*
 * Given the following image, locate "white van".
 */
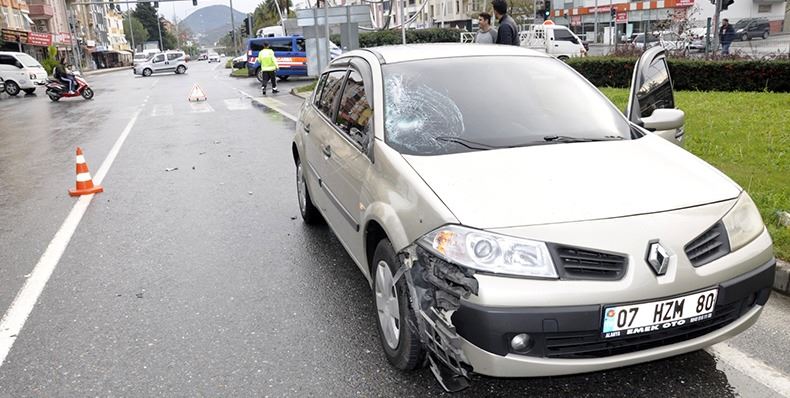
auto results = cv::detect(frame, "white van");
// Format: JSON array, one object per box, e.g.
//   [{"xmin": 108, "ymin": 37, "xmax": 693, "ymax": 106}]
[
  {"xmin": 0, "ymin": 51, "xmax": 48, "ymax": 96},
  {"xmin": 519, "ymin": 22, "xmax": 586, "ymax": 60},
  {"xmin": 133, "ymin": 51, "xmax": 188, "ymax": 77}
]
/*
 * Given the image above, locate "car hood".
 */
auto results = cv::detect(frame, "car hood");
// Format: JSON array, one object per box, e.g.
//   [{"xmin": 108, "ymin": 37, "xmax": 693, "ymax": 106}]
[{"xmin": 402, "ymin": 135, "xmax": 741, "ymax": 229}]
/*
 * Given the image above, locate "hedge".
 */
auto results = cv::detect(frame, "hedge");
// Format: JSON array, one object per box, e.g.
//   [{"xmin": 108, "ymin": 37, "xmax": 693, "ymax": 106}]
[
  {"xmin": 330, "ymin": 28, "xmax": 463, "ymax": 48},
  {"xmin": 567, "ymin": 57, "xmax": 790, "ymax": 92}
]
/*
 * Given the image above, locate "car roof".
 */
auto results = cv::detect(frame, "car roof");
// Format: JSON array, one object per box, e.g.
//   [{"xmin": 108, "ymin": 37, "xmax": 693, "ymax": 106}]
[{"xmin": 352, "ymin": 43, "xmax": 549, "ymax": 64}]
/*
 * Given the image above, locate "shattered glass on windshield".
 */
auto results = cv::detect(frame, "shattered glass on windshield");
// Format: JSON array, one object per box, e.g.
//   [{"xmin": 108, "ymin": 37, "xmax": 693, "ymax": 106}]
[{"xmin": 384, "ymin": 74, "xmax": 465, "ymax": 155}]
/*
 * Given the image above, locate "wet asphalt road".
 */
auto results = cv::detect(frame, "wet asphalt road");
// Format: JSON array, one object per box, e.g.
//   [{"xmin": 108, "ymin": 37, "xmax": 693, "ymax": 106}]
[{"xmin": 0, "ymin": 61, "xmax": 788, "ymax": 397}]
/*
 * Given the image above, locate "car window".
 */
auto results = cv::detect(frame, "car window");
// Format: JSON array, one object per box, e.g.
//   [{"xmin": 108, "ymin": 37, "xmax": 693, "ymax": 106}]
[
  {"xmin": 296, "ymin": 38, "xmax": 306, "ymax": 52},
  {"xmin": 166, "ymin": 53, "xmax": 181, "ymax": 61},
  {"xmin": 317, "ymin": 70, "xmax": 347, "ymax": 119},
  {"xmin": 335, "ymin": 70, "xmax": 373, "ymax": 148},
  {"xmin": 313, "ymin": 73, "xmax": 329, "ymax": 107},
  {"xmin": 553, "ymin": 28, "xmax": 575, "ymax": 42},
  {"xmin": 637, "ymin": 57, "xmax": 674, "ymax": 118},
  {"xmin": 153, "ymin": 54, "xmax": 164, "ymax": 63},
  {"xmin": 267, "ymin": 39, "xmax": 293, "ymax": 52},
  {"xmin": 383, "ymin": 56, "xmax": 631, "ymax": 156},
  {"xmin": 0, "ymin": 55, "xmax": 17, "ymax": 66}
]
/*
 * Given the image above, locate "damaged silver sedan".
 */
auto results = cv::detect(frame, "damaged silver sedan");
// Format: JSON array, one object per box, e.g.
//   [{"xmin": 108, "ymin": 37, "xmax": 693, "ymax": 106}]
[{"xmin": 291, "ymin": 44, "xmax": 776, "ymax": 391}]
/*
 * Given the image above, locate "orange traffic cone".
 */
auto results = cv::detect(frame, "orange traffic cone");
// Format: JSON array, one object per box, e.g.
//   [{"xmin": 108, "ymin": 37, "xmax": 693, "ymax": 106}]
[{"xmin": 68, "ymin": 147, "xmax": 103, "ymax": 197}]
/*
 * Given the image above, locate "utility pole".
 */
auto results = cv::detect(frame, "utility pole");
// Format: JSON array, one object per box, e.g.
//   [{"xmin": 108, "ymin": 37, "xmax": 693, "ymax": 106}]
[
  {"xmin": 400, "ymin": 0, "xmax": 406, "ymax": 44},
  {"xmin": 594, "ymin": 0, "xmax": 598, "ymax": 43},
  {"xmin": 229, "ymin": 0, "xmax": 238, "ymax": 54},
  {"xmin": 156, "ymin": 13, "xmax": 163, "ymax": 50},
  {"xmin": 126, "ymin": 3, "xmax": 135, "ymax": 52}
]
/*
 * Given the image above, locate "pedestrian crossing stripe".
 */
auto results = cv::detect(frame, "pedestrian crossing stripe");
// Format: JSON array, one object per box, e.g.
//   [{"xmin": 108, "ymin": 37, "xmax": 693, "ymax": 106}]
[{"xmin": 189, "ymin": 102, "xmax": 214, "ymax": 113}]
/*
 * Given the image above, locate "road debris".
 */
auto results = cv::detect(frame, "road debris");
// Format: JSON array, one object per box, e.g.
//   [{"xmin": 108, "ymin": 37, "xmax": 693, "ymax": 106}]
[
  {"xmin": 165, "ymin": 167, "xmax": 178, "ymax": 172},
  {"xmin": 136, "ymin": 293, "xmax": 143, "ymax": 299}
]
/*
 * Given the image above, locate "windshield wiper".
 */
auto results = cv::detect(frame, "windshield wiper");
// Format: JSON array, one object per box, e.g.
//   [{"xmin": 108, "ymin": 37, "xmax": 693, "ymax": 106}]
[
  {"xmin": 434, "ymin": 136, "xmax": 496, "ymax": 150},
  {"xmin": 543, "ymin": 135, "xmax": 624, "ymax": 143}
]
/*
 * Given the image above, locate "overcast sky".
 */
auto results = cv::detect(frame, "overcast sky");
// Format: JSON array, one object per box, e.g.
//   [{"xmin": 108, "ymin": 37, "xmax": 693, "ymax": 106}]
[{"xmin": 152, "ymin": 0, "xmax": 311, "ymax": 23}]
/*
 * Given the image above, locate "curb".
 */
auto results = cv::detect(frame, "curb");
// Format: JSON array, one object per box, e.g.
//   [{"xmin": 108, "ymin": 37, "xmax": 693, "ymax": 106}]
[
  {"xmin": 774, "ymin": 259, "xmax": 790, "ymax": 296},
  {"xmin": 289, "ymin": 88, "xmax": 310, "ymax": 99},
  {"xmin": 83, "ymin": 66, "xmax": 131, "ymax": 76}
]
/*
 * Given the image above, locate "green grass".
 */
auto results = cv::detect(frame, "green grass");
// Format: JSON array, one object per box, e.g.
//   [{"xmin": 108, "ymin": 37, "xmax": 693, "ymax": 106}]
[
  {"xmin": 599, "ymin": 88, "xmax": 790, "ymax": 260},
  {"xmin": 225, "ymin": 59, "xmax": 233, "ymax": 69},
  {"xmin": 230, "ymin": 68, "xmax": 249, "ymax": 77},
  {"xmin": 295, "ymin": 80, "xmax": 317, "ymax": 93}
]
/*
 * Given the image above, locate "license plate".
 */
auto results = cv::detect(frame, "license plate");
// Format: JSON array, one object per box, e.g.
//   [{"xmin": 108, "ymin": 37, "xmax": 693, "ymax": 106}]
[{"xmin": 601, "ymin": 288, "xmax": 718, "ymax": 338}]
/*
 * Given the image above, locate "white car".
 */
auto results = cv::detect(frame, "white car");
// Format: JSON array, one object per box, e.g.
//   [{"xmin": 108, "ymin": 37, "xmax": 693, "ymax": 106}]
[
  {"xmin": 0, "ymin": 51, "xmax": 48, "ymax": 96},
  {"xmin": 292, "ymin": 44, "xmax": 775, "ymax": 392},
  {"xmin": 520, "ymin": 23, "xmax": 586, "ymax": 60},
  {"xmin": 208, "ymin": 53, "xmax": 220, "ymax": 63},
  {"xmin": 133, "ymin": 51, "xmax": 188, "ymax": 76}
]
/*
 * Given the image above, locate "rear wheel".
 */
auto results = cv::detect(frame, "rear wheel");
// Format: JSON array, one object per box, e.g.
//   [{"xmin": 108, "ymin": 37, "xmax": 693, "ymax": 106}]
[
  {"xmin": 255, "ymin": 68, "xmax": 264, "ymax": 83},
  {"xmin": 278, "ymin": 75, "xmax": 289, "ymax": 81},
  {"xmin": 82, "ymin": 87, "xmax": 94, "ymax": 100},
  {"xmin": 46, "ymin": 89, "xmax": 60, "ymax": 102},
  {"xmin": 742, "ymin": 33, "xmax": 748, "ymax": 41},
  {"xmin": 557, "ymin": 55, "xmax": 570, "ymax": 62},
  {"xmin": 142, "ymin": 68, "xmax": 152, "ymax": 77},
  {"xmin": 4, "ymin": 80, "xmax": 20, "ymax": 96},
  {"xmin": 176, "ymin": 65, "xmax": 186, "ymax": 74},
  {"xmin": 762, "ymin": 31, "xmax": 769, "ymax": 39},
  {"xmin": 22, "ymin": 88, "xmax": 36, "ymax": 95},
  {"xmin": 296, "ymin": 158, "xmax": 322, "ymax": 224},
  {"xmin": 372, "ymin": 239, "xmax": 425, "ymax": 370}
]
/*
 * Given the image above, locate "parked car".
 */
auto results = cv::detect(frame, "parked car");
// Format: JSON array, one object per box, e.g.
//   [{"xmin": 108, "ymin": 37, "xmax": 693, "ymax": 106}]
[
  {"xmin": 232, "ymin": 54, "xmax": 247, "ymax": 69},
  {"xmin": 292, "ymin": 44, "xmax": 775, "ymax": 392},
  {"xmin": 685, "ymin": 28, "xmax": 713, "ymax": 52},
  {"xmin": 0, "ymin": 77, "xmax": 5, "ymax": 94},
  {"xmin": 734, "ymin": 17, "xmax": 770, "ymax": 41},
  {"xmin": 631, "ymin": 32, "xmax": 660, "ymax": 49},
  {"xmin": 519, "ymin": 22, "xmax": 587, "ymax": 60},
  {"xmin": 198, "ymin": 53, "xmax": 208, "ymax": 61},
  {"xmin": 133, "ymin": 51, "xmax": 188, "ymax": 76},
  {"xmin": 0, "ymin": 51, "xmax": 48, "ymax": 96},
  {"xmin": 208, "ymin": 53, "xmax": 220, "ymax": 63},
  {"xmin": 220, "ymin": 53, "xmax": 226, "ymax": 57}
]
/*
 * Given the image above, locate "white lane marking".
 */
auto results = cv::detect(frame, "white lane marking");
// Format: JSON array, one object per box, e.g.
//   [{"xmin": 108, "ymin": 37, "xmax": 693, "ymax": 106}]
[
  {"xmin": 707, "ymin": 343, "xmax": 790, "ymax": 398},
  {"xmin": 0, "ymin": 98, "xmax": 147, "ymax": 367},
  {"xmin": 223, "ymin": 98, "xmax": 252, "ymax": 111},
  {"xmin": 189, "ymin": 102, "xmax": 214, "ymax": 113},
  {"xmin": 151, "ymin": 104, "xmax": 173, "ymax": 117},
  {"xmin": 236, "ymin": 89, "xmax": 297, "ymax": 122}
]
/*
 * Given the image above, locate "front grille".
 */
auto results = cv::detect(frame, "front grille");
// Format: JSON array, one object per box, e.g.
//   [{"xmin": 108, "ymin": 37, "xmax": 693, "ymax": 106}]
[
  {"xmin": 553, "ymin": 246, "xmax": 628, "ymax": 281},
  {"xmin": 542, "ymin": 301, "xmax": 744, "ymax": 359},
  {"xmin": 685, "ymin": 222, "xmax": 730, "ymax": 267}
]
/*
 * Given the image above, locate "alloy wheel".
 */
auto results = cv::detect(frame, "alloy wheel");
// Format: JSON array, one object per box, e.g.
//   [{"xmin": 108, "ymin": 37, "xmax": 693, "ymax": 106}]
[{"xmin": 375, "ymin": 260, "xmax": 401, "ymax": 350}]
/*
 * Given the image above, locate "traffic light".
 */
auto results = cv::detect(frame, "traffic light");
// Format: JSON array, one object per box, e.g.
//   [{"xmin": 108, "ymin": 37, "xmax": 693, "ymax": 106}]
[
  {"xmin": 241, "ymin": 17, "xmax": 249, "ymax": 36},
  {"xmin": 544, "ymin": 0, "xmax": 550, "ymax": 18},
  {"xmin": 721, "ymin": 0, "xmax": 734, "ymax": 10},
  {"xmin": 192, "ymin": 0, "xmax": 197, "ymax": 5},
  {"xmin": 610, "ymin": 7, "xmax": 616, "ymax": 18},
  {"xmin": 153, "ymin": 1, "xmax": 159, "ymax": 8}
]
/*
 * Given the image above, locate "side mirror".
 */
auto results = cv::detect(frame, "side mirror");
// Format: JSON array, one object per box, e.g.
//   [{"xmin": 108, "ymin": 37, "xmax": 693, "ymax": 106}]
[{"xmin": 642, "ymin": 108, "xmax": 685, "ymax": 131}]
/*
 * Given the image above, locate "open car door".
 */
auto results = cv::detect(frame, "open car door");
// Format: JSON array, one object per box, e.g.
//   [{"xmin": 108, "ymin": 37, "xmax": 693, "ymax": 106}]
[{"xmin": 626, "ymin": 47, "xmax": 686, "ymax": 146}]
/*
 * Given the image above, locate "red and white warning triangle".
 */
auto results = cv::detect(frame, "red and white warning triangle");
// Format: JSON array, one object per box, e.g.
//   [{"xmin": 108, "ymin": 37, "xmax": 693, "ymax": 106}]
[{"xmin": 188, "ymin": 84, "xmax": 207, "ymax": 102}]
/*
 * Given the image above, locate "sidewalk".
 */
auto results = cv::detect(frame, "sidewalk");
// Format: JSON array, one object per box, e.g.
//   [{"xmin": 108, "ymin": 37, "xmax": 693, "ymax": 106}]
[{"xmin": 83, "ymin": 66, "xmax": 130, "ymax": 76}]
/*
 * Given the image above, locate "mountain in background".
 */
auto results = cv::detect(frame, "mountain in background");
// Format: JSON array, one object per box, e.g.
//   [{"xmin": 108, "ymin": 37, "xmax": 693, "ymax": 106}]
[{"xmin": 181, "ymin": 5, "xmax": 247, "ymax": 46}]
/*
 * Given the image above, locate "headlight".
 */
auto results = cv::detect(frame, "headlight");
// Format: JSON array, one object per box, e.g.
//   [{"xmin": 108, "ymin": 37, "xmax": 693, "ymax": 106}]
[
  {"xmin": 722, "ymin": 192, "xmax": 764, "ymax": 251},
  {"xmin": 418, "ymin": 225, "xmax": 558, "ymax": 278}
]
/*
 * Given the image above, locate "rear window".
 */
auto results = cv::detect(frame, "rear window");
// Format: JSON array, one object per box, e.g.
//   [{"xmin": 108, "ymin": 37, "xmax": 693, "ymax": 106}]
[{"xmin": 383, "ymin": 56, "xmax": 630, "ymax": 156}]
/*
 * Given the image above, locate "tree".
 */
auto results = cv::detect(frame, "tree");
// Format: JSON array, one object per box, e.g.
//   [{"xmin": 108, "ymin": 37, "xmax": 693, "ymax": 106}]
[
  {"xmin": 252, "ymin": 0, "xmax": 293, "ymax": 34},
  {"xmin": 123, "ymin": 15, "xmax": 149, "ymax": 50},
  {"xmin": 133, "ymin": 2, "xmax": 160, "ymax": 46},
  {"xmin": 162, "ymin": 31, "xmax": 178, "ymax": 50}
]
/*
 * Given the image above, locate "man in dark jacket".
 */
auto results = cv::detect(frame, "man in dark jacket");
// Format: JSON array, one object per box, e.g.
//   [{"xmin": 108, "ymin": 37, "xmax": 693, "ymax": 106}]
[
  {"xmin": 53, "ymin": 57, "xmax": 75, "ymax": 94},
  {"xmin": 719, "ymin": 18, "xmax": 735, "ymax": 55},
  {"xmin": 492, "ymin": 0, "xmax": 520, "ymax": 46}
]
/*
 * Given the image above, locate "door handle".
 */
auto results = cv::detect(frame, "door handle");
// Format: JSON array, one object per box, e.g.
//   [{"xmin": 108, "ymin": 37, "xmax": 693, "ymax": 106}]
[
  {"xmin": 321, "ymin": 145, "xmax": 332, "ymax": 158},
  {"xmin": 303, "ymin": 124, "xmax": 311, "ymax": 133}
]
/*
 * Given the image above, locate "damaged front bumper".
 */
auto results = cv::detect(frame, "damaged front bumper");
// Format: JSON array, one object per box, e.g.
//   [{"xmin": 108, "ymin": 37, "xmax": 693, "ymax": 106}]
[{"xmin": 398, "ymin": 244, "xmax": 775, "ymax": 391}]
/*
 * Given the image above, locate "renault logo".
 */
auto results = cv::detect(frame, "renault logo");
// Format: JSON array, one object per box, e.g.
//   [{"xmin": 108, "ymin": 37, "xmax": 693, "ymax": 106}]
[{"xmin": 646, "ymin": 240, "xmax": 670, "ymax": 276}]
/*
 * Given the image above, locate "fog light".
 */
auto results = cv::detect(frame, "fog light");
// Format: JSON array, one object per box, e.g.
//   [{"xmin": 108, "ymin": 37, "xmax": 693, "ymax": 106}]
[{"xmin": 510, "ymin": 333, "xmax": 532, "ymax": 352}]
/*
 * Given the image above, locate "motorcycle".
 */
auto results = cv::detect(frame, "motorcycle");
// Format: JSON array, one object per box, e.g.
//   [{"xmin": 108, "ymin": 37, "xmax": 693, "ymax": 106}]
[{"xmin": 45, "ymin": 74, "xmax": 94, "ymax": 102}]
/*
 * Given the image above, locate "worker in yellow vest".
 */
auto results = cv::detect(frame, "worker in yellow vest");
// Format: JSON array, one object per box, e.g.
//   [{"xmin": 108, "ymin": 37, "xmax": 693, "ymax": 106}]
[{"xmin": 259, "ymin": 42, "xmax": 279, "ymax": 95}]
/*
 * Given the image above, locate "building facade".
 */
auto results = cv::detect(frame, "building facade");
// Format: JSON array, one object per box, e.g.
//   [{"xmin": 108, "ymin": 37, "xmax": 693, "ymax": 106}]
[{"xmin": 2, "ymin": 0, "xmax": 75, "ymax": 61}]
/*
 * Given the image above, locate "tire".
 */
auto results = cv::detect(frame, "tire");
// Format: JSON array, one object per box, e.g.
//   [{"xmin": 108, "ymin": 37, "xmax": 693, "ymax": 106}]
[
  {"xmin": 23, "ymin": 88, "xmax": 36, "ymax": 95},
  {"xmin": 4, "ymin": 80, "xmax": 20, "ymax": 96},
  {"xmin": 176, "ymin": 65, "xmax": 186, "ymax": 74},
  {"xmin": 372, "ymin": 239, "xmax": 425, "ymax": 371},
  {"xmin": 142, "ymin": 68, "xmax": 152, "ymax": 77},
  {"xmin": 278, "ymin": 75, "xmax": 289, "ymax": 81},
  {"xmin": 82, "ymin": 87, "xmax": 94, "ymax": 100},
  {"xmin": 255, "ymin": 68, "xmax": 263, "ymax": 83},
  {"xmin": 742, "ymin": 33, "xmax": 748, "ymax": 41},
  {"xmin": 762, "ymin": 31, "xmax": 769, "ymax": 40},
  {"xmin": 46, "ymin": 89, "xmax": 60, "ymax": 102},
  {"xmin": 296, "ymin": 158, "xmax": 322, "ymax": 224},
  {"xmin": 557, "ymin": 55, "xmax": 570, "ymax": 62}
]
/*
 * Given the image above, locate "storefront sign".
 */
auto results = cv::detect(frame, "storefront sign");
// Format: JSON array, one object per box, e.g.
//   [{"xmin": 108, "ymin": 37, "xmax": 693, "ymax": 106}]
[
  {"xmin": 27, "ymin": 32, "xmax": 52, "ymax": 47},
  {"xmin": 571, "ymin": 15, "xmax": 581, "ymax": 27},
  {"xmin": 1, "ymin": 28, "xmax": 28, "ymax": 43},
  {"xmin": 86, "ymin": 39, "xmax": 96, "ymax": 47},
  {"xmin": 55, "ymin": 32, "xmax": 73, "ymax": 45},
  {"xmin": 616, "ymin": 12, "xmax": 628, "ymax": 23},
  {"xmin": 676, "ymin": 0, "xmax": 695, "ymax": 6}
]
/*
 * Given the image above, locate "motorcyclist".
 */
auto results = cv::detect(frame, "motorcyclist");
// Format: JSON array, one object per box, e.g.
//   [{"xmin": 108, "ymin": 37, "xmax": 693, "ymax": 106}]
[{"xmin": 53, "ymin": 57, "xmax": 76, "ymax": 94}]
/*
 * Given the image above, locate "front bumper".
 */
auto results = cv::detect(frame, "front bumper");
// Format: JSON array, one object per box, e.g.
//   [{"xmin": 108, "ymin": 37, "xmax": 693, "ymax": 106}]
[{"xmin": 452, "ymin": 258, "xmax": 774, "ymax": 377}]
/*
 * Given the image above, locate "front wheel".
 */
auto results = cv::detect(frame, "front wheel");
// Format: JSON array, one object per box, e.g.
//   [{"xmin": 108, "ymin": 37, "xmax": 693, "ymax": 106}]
[
  {"xmin": 255, "ymin": 68, "xmax": 263, "ymax": 83},
  {"xmin": 82, "ymin": 87, "xmax": 94, "ymax": 100},
  {"xmin": 4, "ymin": 80, "xmax": 20, "ymax": 96},
  {"xmin": 762, "ymin": 31, "xmax": 769, "ymax": 39},
  {"xmin": 176, "ymin": 65, "xmax": 186, "ymax": 74},
  {"xmin": 142, "ymin": 68, "xmax": 152, "ymax": 77},
  {"xmin": 46, "ymin": 89, "xmax": 60, "ymax": 102},
  {"xmin": 557, "ymin": 55, "xmax": 570, "ymax": 62},
  {"xmin": 296, "ymin": 158, "xmax": 322, "ymax": 224},
  {"xmin": 23, "ymin": 88, "xmax": 36, "ymax": 95},
  {"xmin": 372, "ymin": 239, "xmax": 425, "ymax": 370},
  {"xmin": 742, "ymin": 33, "xmax": 748, "ymax": 41}
]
